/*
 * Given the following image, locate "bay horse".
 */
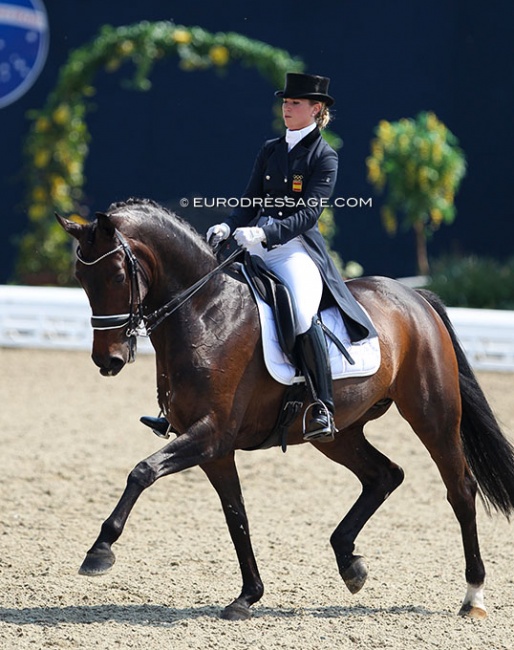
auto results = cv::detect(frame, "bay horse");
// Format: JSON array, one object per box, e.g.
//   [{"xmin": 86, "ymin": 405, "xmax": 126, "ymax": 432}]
[{"xmin": 56, "ymin": 198, "xmax": 514, "ymax": 621}]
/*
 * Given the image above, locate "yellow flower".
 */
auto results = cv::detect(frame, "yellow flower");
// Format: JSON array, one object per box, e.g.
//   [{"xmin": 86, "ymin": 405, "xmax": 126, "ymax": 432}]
[
  {"xmin": 32, "ymin": 186, "xmax": 47, "ymax": 202},
  {"xmin": 426, "ymin": 112, "xmax": 439, "ymax": 131},
  {"xmin": 209, "ymin": 45, "xmax": 229, "ymax": 66},
  {"xmin": 50, "ymin": 175, "xmax": 69, "ymax": 200},
  {"xmin": 366, "ymin": 157, "xmax": 382, "ymax": 184},
  {"xmin": 172, "ymin": 29, "xmax": 192, "ymax": 44},
  {"xmin": 398, "ymin": 134, "xmax": 409, "ymax": 153},
  {"xmin": 371, "ymin": 140, "xmax": 383, "ymax": 160},
  {"xmin": 344, "ymin": 261, "xmax": 364, "ymax": 279},
  {"xmin": 68, "ymin": 161, "xmax": 82, "ymax": 177},
  {"xmin": 440, "ymin": 171, "xmax": 453, "ymax": 190},
  {"xmin": 430, "ymin": 207, "xmax": 443, "ymax": 226},
  {"xmin": 432, "ymin": 140, "xmax": 443, "ymax": 164},
  {"xmin": 418, "ymin": 166, "xmax": 430, "ymax": 190},
  {"xmin": 52, "ymin": 104, "xmax": 71, "ymax": 126},
  {"xmin": 34, "ymin": 149, "xmax": 51, "ymax": 168},
  {"xmin": 443, "ymin": 189, "xmax": 454, "ymax": 203},
  {"xmin": 381, "ymin": 206, "xmax": 397, "ymax": 235},
  {"xmin": 436, "ymin": 123, "xmax": 447, "ymax": 140},
  {"xmin": 119, "ymin": 40, "xmax": 135, "ymax": 56},
  {"xmin": 377, "ymin": 120, "xmax": 394, "ymax": 147},
  {"xmin": 28, "ymin": 204, "xmax": 48, "ymax": 221},
  {"xmin": 35, "ymin": 117, "xmax": 50, "ymax": 133},
  {"xmin": 105, "ymin": 58, "xmax": 121, "ymax": 72},
  {"xmin": 419, "ymin": 139, "xmax": 430, "ymax": 160}
]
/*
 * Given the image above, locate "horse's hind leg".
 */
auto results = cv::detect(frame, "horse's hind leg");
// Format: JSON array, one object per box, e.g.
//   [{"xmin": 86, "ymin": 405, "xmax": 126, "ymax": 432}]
[
  {"xmin": 423, "ymin": 438, "xmax": 485, "ymax": 618},
  {"xmin": 313, "ymin": 424, "xmax": 405, "ymax": 594},
  {"xmin": 397, "ymin": 396, "xmax": 487, "ymax": 618}
]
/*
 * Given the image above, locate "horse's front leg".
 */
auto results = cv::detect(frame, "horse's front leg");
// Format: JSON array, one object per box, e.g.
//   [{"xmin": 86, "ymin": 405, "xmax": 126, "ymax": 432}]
[
  {"xmin": 79, "ymin": 422, "xmax": 223, "ymax": 577},
  {"xmin": 201, "ymin": 453, "xmax": 264, "ymax": 620}
]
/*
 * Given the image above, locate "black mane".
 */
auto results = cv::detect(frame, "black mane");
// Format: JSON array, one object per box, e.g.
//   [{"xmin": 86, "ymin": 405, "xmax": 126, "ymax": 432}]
[
  {"xmin": 107, "ymin": 197, "xmax": 173, "ymax": 217},
  {"xmin": 104, "ymin": 197, "xmax": 215, "ymax": 259}
]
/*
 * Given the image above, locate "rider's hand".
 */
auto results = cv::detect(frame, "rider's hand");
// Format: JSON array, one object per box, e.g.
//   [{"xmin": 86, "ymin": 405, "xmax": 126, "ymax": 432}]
[
  {"xmin": 206, "ymin": 223, "xmax": 230, "ymax": 247},
  {"xmin": 233, "ymin": 227, "xmax": 266, "ymax": 250}
]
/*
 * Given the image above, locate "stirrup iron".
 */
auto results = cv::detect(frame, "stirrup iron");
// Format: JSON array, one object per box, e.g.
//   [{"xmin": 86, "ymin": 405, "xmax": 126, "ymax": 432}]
[{"xmin": 302, "ymin": 401, "xmax": 336, "ymax": 442}]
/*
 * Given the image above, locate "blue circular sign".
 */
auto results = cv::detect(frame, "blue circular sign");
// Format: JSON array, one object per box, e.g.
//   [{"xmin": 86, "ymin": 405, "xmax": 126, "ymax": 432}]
[{"xmin": 0, "ymin": 0, "xmax": 49, "ymax": 109}]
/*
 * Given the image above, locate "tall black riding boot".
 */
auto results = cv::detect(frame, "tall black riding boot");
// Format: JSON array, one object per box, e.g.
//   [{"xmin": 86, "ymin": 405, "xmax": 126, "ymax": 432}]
[
  {"xmin": 297, "ymin": 317, "xmax": 336, "ymax": 442},
  {"xmin": 140, "ymin": 415, "xmax": 172, "ymax": 439}
]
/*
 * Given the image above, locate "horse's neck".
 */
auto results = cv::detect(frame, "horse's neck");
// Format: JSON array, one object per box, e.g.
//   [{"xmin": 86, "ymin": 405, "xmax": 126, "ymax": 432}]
[
  {"xmin": 137, "ymin": 215, "xmax": 255, "ymax": 344},
  {"xmin": 150, "ymin": 269, "xmax": 253, "ymax": 419},
  {"xmin": 147, "ymin": 238, "xmax": 248, "ymax": 341},
  {"xmin": 163, "ymin": 235, "xmax": 216, "ymax": 287},
  {"xmin": 142, "ymin": 222, "xmax": 217, "ymax": 306}
]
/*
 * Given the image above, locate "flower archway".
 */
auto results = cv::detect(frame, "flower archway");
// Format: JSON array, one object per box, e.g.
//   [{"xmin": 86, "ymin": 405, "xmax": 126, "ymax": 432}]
[{"xmin": 18, "ymin": 21, "xmax": 305, "ymax": 284}]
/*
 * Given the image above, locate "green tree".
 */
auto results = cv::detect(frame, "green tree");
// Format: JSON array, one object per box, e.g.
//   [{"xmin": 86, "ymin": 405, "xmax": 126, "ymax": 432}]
[{"xmin": 366, "ymin": 112, "xmax": 466, "ymax": 276}]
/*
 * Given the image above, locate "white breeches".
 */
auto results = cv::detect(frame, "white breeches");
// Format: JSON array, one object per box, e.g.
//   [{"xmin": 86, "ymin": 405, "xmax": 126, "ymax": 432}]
[{"xmin": 246, "ymin": 237, "xmax": 323, "ymax": 335}]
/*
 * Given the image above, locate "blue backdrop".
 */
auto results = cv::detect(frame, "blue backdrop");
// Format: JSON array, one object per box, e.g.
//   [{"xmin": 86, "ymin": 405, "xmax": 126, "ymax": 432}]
[{"xmin": 1, "ymin": 0, "xmax": 513, "ymax": 282}]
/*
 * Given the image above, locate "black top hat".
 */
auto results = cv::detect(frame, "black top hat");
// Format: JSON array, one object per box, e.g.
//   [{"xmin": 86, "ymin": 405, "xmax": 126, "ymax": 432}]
[{"xmin": 275, "ymin": 72, "xmax": 335, "ymax": 106}]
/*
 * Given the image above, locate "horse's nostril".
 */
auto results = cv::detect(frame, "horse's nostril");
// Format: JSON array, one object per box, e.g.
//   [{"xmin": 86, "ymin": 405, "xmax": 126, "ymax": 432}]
[{"xmin": 93, "ymin": 354, "xmax": 126, "ymax": 376}]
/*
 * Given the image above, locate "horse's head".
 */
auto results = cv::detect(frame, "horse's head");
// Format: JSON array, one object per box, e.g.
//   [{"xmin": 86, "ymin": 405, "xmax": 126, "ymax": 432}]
[{"xmin": 56, "ymin": 212, "xmax": 147, "ymax": 376}]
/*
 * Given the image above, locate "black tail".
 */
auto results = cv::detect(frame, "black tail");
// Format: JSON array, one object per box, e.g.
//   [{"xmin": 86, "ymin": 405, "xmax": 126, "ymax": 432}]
[{"xmin": 418, "ymin": 289, "xmax": 514, "ymax": 518}]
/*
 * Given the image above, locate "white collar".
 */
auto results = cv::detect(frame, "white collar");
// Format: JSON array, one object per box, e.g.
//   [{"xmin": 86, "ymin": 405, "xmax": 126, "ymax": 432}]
[{"xmin": 285, "ymin": 122, "xmax": 317, "ymax": 151}]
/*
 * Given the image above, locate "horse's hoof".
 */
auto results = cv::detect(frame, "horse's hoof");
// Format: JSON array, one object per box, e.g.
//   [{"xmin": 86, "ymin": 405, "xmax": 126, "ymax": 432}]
[
  {"xmin": 220, "ymin": 601, "xmax": 252, "ymax": 621},
  {"xmin": 78, "ymin": 547, "xmax": 116, "ymax": 576},
  {"xmin": 340, "ymin": 555, "xmax": 368, "ymax": 594},
  {"xmin": 458, "ymin": 604, "xmax": 488, "ymax": 620}
]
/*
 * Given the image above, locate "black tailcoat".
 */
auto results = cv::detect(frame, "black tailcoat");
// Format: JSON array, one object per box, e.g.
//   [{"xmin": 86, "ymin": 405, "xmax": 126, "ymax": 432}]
[{"xmin": 225, "ymin": 127, "xmax": 377, "ymax": 341}]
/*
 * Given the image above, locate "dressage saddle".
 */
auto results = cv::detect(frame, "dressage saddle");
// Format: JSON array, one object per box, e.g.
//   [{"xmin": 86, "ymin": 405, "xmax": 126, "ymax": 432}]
[{"xmin": 242, "ymin": 253, "xmax": 299, "ymax": 366}]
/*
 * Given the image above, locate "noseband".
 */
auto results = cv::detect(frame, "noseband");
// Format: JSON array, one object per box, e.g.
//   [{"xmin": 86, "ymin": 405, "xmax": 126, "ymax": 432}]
[{"xmin": 76, "ymin": 230, "xmax": 241, "ymax": 340}]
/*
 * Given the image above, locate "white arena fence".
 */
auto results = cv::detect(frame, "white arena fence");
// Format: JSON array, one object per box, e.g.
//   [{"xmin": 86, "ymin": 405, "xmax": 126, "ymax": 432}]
[{"xmin": 1, "ymin": 285, "xmax": 514, "ymax": 372}]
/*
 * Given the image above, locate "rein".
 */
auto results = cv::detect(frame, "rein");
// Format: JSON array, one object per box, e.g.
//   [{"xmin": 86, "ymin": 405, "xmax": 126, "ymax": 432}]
[
  {"xmin": 143, "ymin": 246, "xmax": 241, "ymax": 335},
  {"xmin": 77, "ymin": 230, "xmax": 241, "ymax": 337}
]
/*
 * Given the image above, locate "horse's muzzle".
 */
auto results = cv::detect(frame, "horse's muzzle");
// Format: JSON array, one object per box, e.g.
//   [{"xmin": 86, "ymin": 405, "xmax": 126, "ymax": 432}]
[
  {"xmin": 92, "ymin": 333, "xmax": 137, "ymax": 376},
  {"xmin": 94, "ymin": 354, "xmax": 127, "ymax": 377}
]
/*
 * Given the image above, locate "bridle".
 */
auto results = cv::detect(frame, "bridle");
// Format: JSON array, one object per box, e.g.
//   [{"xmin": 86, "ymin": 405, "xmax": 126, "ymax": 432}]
[
  {"xmin": 76, "ymin": 229, "xmax": 241, "ymax": 340},
  {"xmin": 76, "ymin": 232, "xmax": 146, "ymax": 337}
]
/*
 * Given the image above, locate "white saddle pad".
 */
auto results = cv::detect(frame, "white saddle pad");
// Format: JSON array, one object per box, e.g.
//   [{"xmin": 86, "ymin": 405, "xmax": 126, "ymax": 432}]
[{"xmin": 243, "ymin": 269, "xmax": 381, "ymax": 386}]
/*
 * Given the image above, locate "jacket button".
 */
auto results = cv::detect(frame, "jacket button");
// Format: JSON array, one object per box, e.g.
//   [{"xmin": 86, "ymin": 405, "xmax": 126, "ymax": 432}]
[
  {"xmin": 284, "ymin": 177, "xmax": 287, "ymax": 182},
  {"xmin": 278, "ymin": 211, "xmax": 283, "ymax": 216},
  {"xmin": 265, "ymin": 175, "xmax": 270, "ymax": 180}
]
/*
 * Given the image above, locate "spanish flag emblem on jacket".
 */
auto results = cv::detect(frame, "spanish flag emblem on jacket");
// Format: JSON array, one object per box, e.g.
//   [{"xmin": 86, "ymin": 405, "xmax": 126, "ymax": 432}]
[{"xmin": 292, "ymin": 174, "xmax": 303, "ymax": 192}]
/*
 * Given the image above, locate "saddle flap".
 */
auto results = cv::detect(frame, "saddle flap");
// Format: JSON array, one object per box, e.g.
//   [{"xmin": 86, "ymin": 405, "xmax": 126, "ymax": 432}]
[{"xmin": 244, "ymin": 253, "xmax": 298, "ymax": 365}]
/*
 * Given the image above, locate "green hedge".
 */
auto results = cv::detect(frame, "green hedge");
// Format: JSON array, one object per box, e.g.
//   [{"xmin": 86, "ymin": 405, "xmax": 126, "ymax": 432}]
[{"xmin": 425, "ymin": 255, "xmax": 514, "ymax": 309}]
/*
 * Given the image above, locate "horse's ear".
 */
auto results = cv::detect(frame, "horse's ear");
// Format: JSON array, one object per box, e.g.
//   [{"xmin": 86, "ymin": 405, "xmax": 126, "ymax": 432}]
[
  {"xmin": 55, "ymin": 213, "xmax": 84, "ymax": 240},
  {"xmin": 95, "ymin": 212, "xmax": 116, "ymax": 238}
]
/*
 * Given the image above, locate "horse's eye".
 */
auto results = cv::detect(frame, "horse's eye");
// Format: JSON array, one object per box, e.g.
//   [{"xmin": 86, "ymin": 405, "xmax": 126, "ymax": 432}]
[{"xmin": 114, "ymin": 273, "xmax": 125, "ymax": 284}]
